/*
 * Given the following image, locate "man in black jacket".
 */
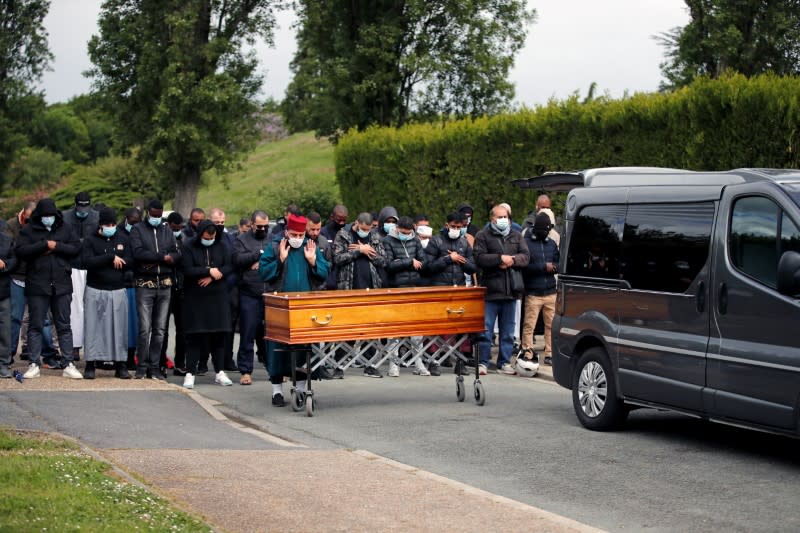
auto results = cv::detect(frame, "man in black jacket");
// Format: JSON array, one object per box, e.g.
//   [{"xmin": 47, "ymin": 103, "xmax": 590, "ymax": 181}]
[
  {"xmin": 15, "ymin": 199, "xmax": 83, "ymax": 379},
  {"xmin": 0, "ymin": 229, "xmax": 17, "ymax": 378},
  {"xmin": 129, "ymin": 199, "xmax": 180, "ymax": 379},
  {"xmin": 473, "ymin": 204, "xmax": 529, "ymax": 376},
  {"xmin": 232, "ymin": 210, "xmax": 270, "ymax": 385},
  {"xmin": 62, "ymin": 192, "xmax": 99, "ymax": 361},
  {"xmin": 426, "ymin": 212, "xmax": 477, "ymax": 287},
  {"xmin": 520, "ymin": 213, "xmax": 559, "ymax": 365}
]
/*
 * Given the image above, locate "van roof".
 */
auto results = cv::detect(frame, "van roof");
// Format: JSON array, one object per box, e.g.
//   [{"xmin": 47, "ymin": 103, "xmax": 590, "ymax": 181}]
[{"xmin": 511, "ymin": 167, "xmax": 800, "ymax": 192}]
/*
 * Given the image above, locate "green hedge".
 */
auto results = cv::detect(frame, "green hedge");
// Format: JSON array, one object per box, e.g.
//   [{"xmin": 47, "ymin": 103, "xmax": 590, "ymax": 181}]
[{"xmin": 335, "ymin": 73, "xmax": 800, "ymax": 224}]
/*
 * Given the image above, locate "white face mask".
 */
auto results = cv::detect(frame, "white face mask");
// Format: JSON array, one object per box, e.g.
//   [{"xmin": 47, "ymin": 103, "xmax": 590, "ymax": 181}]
[
  {"xmin": 288, "ymin": 237, "xmax": 304, "ymax": 249},
  {"xmin": 448, "ymin": 228, "xmax": 461, "ymax": 240},
  {"xmin": 419, "ymin": 238, "xmax": 429, "ymax": 249}
]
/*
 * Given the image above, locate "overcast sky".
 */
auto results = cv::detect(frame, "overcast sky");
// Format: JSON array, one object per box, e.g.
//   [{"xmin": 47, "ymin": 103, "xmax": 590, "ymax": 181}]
[{"xmin": 39, "ymin": 0, "xmax": 690, "ymax": 107}]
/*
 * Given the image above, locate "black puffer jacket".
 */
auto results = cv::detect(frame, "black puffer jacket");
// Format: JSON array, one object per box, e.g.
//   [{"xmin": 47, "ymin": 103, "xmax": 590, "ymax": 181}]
[
  {"xmin": 383, "ymin": 233, "xmax": 426, "ymax": 288},
  {"xmin": 425, "ymin": 230, "xmax": 477, "ymax": 286},
  {"xmin": 15, "ymin": 199, "xmax": 81, "ymax": 297},
  {"xmin": 473, "ymin": 226, "xmax": 529, "ymax": 301},
  {"xmin": 232, "ymin": 229, "xmax": 270, "ymax": 297},
  {"xmin": 63, "ymin": 207, "xmax": 99, "ymax": 268},
  {"xmin": 522, "ymin": 231, "xmax": 559, "ymax": 296}
]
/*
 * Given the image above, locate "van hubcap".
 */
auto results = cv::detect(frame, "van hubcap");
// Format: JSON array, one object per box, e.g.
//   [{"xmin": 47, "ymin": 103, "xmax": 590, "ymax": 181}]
[{"xmin": 577, "ymin": 361, "xmax": 608, "ymax": 418}]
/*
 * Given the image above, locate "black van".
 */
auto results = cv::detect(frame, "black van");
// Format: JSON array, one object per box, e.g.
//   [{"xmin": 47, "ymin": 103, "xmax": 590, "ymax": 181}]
[{"xmin": 513, "ymin": 167, "xmax": 800, "ymax": 436}]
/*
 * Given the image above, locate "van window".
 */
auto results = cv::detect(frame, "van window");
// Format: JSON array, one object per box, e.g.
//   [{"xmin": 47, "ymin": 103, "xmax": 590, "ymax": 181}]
[
  {"xmin": 780, "ymin": 214, "xmax": 800, "ymax": 255},
  {"xmin": 566, "ymin": 205, "xmax": 624, "ymax": 279},
  {"xmin": 622, "ymin": 203, "xmax": 714, "ymax": 293},
  {"xmin": 730, "ymin": 197, "xmax": 781, "ymax": 287}
]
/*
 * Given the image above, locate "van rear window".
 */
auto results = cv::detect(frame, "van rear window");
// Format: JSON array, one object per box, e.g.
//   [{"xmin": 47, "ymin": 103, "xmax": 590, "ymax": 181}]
[{"xmin": 566, "ymin": 203, "xmax": 714, "ymax": 293}]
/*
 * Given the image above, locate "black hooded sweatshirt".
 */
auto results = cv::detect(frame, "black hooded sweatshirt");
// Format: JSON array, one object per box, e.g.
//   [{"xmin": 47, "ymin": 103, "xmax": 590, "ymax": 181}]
[{"xmin": 15, "ymin": 199, "xmax": 81, "ymax": 297}]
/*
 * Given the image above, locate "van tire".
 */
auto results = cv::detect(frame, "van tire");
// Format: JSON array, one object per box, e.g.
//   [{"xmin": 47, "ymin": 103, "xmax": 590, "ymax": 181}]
[{"xmin": 572, "ymin": 347, "xmax": 627, "ymax": 431}]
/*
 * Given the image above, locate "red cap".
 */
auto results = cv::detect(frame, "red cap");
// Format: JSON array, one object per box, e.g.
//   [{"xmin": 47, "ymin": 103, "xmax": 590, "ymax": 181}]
[{"xmin": 287, "ymin": 213, "xmax": 307, "ymax": 233}]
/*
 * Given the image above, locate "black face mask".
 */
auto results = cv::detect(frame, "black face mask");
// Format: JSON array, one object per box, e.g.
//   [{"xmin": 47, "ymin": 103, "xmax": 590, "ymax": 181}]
[
  {"xmin": 254, "ymin": 229, "xmax": 266, "ymax": 240},
  {"xmin": 534, "ymin": 229, "xmax": 549, "ymax": 241},
  {"xmin": 214, "ymin": 224, "xmax": 225, "ymax": 239},
  {"xmin": 335, "ymin": 222, "xmax": 345, "ymax": 231}
]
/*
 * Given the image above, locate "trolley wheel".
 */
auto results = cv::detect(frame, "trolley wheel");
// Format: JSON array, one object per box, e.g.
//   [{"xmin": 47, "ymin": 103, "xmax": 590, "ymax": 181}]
[
  {"xmin": 473, "ymin": 381, "xmax": 486, "ymax": 406},
  {"xmin": 305, "ymin": 395, "xmax": 315, "ymax": 417},
  {"xmin": 456, "ymin": 377, "xmax": 465, "ymax": 402},
  {"xmin": 291, "ymin": 390, "xmax": 304, "ymax": 412}
]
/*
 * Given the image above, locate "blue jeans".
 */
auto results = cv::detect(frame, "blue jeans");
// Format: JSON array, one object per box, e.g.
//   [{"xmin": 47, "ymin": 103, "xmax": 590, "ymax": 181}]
[
  {"xmin": 237, "ymin": 292, "xmax": 266, "ymax": 375},
  {"xmin": 135, "ymin": 286, "xmax": 171, "ymax": 372},
  {"xmin": 478, "ymin": 299, "xmax": 517, "ymax": 368}
]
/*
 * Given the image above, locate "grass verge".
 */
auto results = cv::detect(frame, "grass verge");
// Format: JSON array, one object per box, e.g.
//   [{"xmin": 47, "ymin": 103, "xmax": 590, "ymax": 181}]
[{"xmin": 0, "ymin": 428, "xmax": 211, "ymax": 532}]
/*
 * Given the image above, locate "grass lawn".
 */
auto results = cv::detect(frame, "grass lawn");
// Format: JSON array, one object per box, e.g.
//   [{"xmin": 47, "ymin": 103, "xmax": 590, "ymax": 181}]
[
  {"xmin": 0, "ymin": 428, "xmax": 210, "ymax": 532},
  {"xmin": 196, "ymin": 131, "xmax": 337, "ymax": 220}
]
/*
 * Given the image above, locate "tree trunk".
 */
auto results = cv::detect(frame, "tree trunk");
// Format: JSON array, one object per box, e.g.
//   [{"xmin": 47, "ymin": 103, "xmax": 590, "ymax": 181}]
[{"xmin": 173, "ymin": 167, "xmax": 201, "ymax": 217}]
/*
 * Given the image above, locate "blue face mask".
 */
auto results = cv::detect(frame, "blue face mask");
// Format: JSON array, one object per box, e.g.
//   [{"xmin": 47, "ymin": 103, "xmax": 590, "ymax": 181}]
[
  {"xmin": 397, "ymin": 232, "xmax": 413, "ymax": 242},
  {"xmin": 356, "ymin": 229, "xmax": 370, "ymax": 239},
  {"xmin": 495, "ymin": 217, "xmax": 509, "ymax": 230},
  {"xmin": 173, "ymin": 230, "xmax": 182, "ymax": 239},
  {"xmin": 383, "ymin": 222, "xmax": 396, "ymax": 234},
  {"xmin": 125, "ymin": 222, "xmax": 133, "ymax": 233},
  {"xmin": 41, "ymin": 216, "xmax": 55, "ymax": 228},
  {"xmin": 101, "ymin": 226, "xmax": 116, "ymax": 238},
  {"xmin": 76, "ymin": 210, "xmax": 89, "ymax": 219},
  {"xmin": 460, "ymin": 227, "xmax": 467, "ymax": 236},
  {"xmin": 148, "ymin": 216, "xmax": 162, "ymax": 227},
  {"xmin": 201, "ymin": 238, "xmax": 215, "ymax": 247}
]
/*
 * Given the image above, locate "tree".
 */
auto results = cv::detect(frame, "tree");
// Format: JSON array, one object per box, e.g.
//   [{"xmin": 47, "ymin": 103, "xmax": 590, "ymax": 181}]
[
  {"xmin": 0, "ymin": 0, "xmax": 52, "ymax": 186},
  {"xmin": 658, "ymin": 0, "xmax": 800, "ymax": 90},
  {"xmin": 88, "ymin": 0, "xmax": 277, "ymax": 215},
  {"xmin": 282, "ymin": 0, "xmax": 534, "ymax": 139}
]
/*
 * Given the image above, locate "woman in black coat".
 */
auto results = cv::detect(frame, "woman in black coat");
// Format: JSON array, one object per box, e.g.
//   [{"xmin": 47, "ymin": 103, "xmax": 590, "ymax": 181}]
[{"xmin": 181, "ymin": 220, "xmax": 234, "ymax": 388}]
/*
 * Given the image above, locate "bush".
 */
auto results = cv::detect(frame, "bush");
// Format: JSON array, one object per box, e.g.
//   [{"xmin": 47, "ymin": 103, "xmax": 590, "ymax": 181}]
[
  {"xmin": 335, "ymin": 73, "xmax": 800, "ymax": 224},
  {"xmin": 5, "ymin": 147, "xmax": 66, "ymax": 191}
]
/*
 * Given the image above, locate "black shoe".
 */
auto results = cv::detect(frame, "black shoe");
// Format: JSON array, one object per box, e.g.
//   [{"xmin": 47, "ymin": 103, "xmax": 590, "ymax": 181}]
[
  {"xmin": 272, "ymin": 393, "xmax": 286, "ymax": 407},
  {"xmin": 332, "ymin": 368, "xmax": 344, "ymax": 379},
  {"xmin": 173, "ymin": 367, "xmax": 187, "ymax": 376},
  {"xmin": 196, "ymin": 366, "xmax": 208, "ymax": 376},
  {"xmin": 544, "ymin": 356, "xmax": 552, "ymax": 366},
  {"xmin": 160, "ymin": 366, "xmax": 168, "ymax": 379},
  {"xmin": 83, "ymin": 362, "xmax": 95, "ymax": 380},
  {"xmin": 320, "ymin": 366, "xmax": 335, "ymax": 380},
  {"xmin": 152, "ymin": 369, "xmax": 166, "ymax": 381},
  {"xmin": 363, "ymin": 366, "xmax": 382, "ymax": 378},
  {"xmin": 134, "ymin": 371, "xmax": 145, "ymax": 379},
  {"xmin": 41, "ymin": 357, "xmax": 61, "ymax": 369},
  {"xmin": 440, "ymin": 358, "xmax": 453, "ymax": 368},
  {"xmin": 115, "ymin": 363, "xmax": 131, "ymax": 380},
  {"xmin": 0, "ymin": 366, "xmax": 11, "ymax": 379},
  {"xmin": 428, "ymin": 362, "xmax": 441, "ymax": 377}
]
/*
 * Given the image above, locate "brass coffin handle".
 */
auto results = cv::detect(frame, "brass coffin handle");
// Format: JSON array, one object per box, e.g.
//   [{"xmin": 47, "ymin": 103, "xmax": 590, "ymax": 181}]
[
  {"xmin": 446, "ymin": 307, "xmax": 465, "ymax": 315},
  {"xmin": 311, "ymin": 314, "xmax": 333, "ymax": 326}
]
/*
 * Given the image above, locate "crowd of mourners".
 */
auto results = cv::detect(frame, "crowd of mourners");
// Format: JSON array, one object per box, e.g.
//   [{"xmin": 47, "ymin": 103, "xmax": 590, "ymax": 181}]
[{"xmin": 0, "ymin": 192, "xmax": 560, "ymax": 407}]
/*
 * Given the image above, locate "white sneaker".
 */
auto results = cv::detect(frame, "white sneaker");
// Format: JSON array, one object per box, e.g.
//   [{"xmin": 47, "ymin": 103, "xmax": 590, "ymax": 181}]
[
  {"xmin": 23, "ymin": 363, "xmax": 40, "ymax": 379},
  {"xmin": 478, "ymin": 364, "xmax": 488, "ymax": 376},
  {"xmin": 413, "ymin": 358, "xmax": 431, "ymax": 376},
  {"xmin": 183, "ymin": 373, "xmax": 195, "ymax": 389},
  {"xmin": 499, "ymin": 363, "xmax": 516, "ymax": 375},
  {"xmin": 62, "ymin": 363, "xmax": 83, "ymax": 379},
  {"xmin": 388, "ymin": 362, "xmax": 400, "ymax": 377},
  {"xmin": 215, "ymin": 371, "xmax": 233, "ymax": 386}
]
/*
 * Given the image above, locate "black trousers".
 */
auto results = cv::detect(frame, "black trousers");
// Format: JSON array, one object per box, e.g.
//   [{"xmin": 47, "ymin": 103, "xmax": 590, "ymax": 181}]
[
  {"xmin": 186, "ymin": 332, "xmax": 225, "ymax": 375},
  {"xmin": 28, "ymin": 292, "xmax": 73, "ymax": 366}
]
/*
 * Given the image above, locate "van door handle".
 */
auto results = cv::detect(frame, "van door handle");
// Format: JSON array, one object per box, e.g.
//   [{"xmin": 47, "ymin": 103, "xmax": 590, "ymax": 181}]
[
  {"xmin": 696, "ymin": 281, "xmax": 706, "ymax": 313},
  {"xmin": 718, "ymin": 282, "xmax": 728, "ymax": 315}
]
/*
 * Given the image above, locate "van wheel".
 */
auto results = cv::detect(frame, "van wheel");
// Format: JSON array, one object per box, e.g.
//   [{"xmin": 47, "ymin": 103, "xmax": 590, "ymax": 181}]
[{"xmin": 572, "ymin": 348, "xmax": 627, "ymax": 430}]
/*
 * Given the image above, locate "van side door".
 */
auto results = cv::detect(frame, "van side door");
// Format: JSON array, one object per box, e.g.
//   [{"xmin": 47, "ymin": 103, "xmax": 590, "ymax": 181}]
[
  {"xmin": 708, "ymin": 185, "xmax": 800, "ymax": 430},
  {"xmin": 616, "ymin": 202, "xmax": 715, "ymax": 412}
]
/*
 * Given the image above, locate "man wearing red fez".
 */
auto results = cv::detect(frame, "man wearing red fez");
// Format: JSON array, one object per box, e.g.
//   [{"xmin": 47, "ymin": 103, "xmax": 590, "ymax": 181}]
[{"xmin": 258, "ymin": 212, "xmax": 329, "ymax": 407}]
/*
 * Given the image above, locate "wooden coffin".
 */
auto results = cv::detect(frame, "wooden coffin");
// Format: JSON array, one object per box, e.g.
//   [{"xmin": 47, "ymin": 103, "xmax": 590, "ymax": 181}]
[{"xmin": 263, "ymin": 286, "xmax": 485, "ymax": 344}]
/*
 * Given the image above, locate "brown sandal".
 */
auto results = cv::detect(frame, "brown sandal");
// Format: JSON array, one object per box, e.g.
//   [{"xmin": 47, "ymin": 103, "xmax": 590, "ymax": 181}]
[{"xmin": 239, "ymin": 374, "xmax": 252, "ymax": 385}]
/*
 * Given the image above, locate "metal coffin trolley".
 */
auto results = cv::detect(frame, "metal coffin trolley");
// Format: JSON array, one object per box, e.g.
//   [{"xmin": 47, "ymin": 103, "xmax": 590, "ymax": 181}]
[{"xmin": 263, "ymin": 286, "xmax": 486, "ymax": 416}]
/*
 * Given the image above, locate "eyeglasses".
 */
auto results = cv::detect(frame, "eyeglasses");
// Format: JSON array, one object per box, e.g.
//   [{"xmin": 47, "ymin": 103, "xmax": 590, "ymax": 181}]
[{"xmin": 254, "ymin": 225, "xmax": 268, "ymax": 230}]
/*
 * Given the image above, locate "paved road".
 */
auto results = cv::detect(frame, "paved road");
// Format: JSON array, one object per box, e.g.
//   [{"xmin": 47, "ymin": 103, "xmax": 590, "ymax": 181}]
[{"xmin": 192, "ymin": 366, "xmax": 800, "ymax": 532}]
